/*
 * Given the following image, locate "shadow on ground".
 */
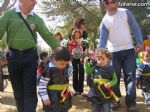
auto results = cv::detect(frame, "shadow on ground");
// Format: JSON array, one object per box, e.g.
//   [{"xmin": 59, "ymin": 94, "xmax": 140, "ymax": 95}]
[
  {"xmin": 69, "ymin": 95, "xmax": 150, "ymax": 112},
  {"xmin": 69, "ymin": 95, "xmax": 92, "ymax": 112},
  {"xmin": 0, "ymin": 81, "xmax": 150, "ymax": 112},
  {"xmin": 0, "ymin": 92, "xmax": 16, "ymax": 106},
  {"xmin": 0, "ymin": 96, "xmax": 16, "ymax": 106},
  {"xmin": 5, "ymin": 108, "xmax": 16, "ymax": 112}
]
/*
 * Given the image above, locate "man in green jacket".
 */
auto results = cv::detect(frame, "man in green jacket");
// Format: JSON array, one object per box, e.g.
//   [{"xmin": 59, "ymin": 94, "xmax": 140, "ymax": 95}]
[{"xmin": 0, "ymin": 0, "xmax": 60, "ymax": 112}]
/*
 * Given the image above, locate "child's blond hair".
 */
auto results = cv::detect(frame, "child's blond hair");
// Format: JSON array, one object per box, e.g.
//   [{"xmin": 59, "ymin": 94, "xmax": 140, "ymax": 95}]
[{"xmin": 94, "ymin": 48, "xmax": 112, "ymax": 60}]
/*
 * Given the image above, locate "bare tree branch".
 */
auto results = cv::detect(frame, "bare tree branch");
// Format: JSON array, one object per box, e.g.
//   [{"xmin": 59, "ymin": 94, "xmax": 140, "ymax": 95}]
[
  {"xmin": 73, "ymin": 1, "xmax": 99, "ymax": 20},
  {"xmin": 6, "ymin": 0, "xmax": 17, "ymax": 10},
  {"xmin": 0, "ymin": 0, "xmax": 10, "ymax": 15}
]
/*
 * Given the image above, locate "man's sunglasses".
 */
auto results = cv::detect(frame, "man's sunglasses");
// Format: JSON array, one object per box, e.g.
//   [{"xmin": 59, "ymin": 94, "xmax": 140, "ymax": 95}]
[{"xmin": 105, "ymin": 0, "xmax": 117, "ymax": 5}]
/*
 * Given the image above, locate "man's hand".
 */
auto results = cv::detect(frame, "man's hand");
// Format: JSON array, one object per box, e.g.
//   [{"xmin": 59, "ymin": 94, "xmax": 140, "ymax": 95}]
[
  {"xmin": 135, "ymin": 43, "xmax": 144, "ymax": 53},
  {"xmin": 43, "ymin": 99, "xmax": 51, "ymax": 106}
]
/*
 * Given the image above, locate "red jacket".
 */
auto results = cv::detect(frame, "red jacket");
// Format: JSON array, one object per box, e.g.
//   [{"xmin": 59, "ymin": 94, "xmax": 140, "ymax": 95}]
[{"xmin": 68, "ymin": 40, "xmax": 83, "ymax": 55}]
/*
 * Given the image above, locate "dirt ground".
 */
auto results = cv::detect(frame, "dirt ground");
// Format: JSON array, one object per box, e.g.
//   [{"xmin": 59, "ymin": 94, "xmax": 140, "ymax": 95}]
[{"xmin": 0, "ymin": 79, "xmax": 150, "ymax": 112}]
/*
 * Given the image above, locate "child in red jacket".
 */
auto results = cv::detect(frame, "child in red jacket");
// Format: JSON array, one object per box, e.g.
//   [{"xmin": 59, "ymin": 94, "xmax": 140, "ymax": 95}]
[
  {"xmin": 37, "ymin": 52, "xmax": 49, "ymax": 79},
  {"xmin": 68, "ymin": 29, "xmax": 84, "ymax": 95}
]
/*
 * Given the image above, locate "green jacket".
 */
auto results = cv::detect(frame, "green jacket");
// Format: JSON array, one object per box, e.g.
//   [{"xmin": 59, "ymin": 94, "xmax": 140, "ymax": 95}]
[
  {"xmin": 0, "ymin": 9, "xmax": 60, "ymax": 49},
  {"xmin": 84, "ymin": 61, "xmax": 117, "ymax": 87}
]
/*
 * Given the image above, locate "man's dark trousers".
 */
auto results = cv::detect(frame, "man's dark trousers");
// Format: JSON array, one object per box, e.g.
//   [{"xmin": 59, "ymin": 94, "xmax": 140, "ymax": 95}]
[{"xmin": 6, "ymin": 49, "xmax": 38, "ymax": 112}]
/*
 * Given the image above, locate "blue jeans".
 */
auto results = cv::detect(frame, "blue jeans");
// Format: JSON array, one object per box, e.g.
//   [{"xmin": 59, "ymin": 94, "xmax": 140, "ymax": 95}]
[
  {"xmin": 6, "ymin": 49, "xmax": 38, "ymax": 112},
  {"xmin": 111, "ymin": 48, "xmax": 136, "ymax": 107},
  {"xmin": 92, "ymin": 101, "xmax": 111, "ymax": 112}
]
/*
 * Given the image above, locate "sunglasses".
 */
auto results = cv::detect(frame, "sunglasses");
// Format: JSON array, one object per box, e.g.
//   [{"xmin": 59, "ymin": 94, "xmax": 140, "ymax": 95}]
[{"xmin": 105, "ymin": 0, "xmax": 117, "ymax": 5}]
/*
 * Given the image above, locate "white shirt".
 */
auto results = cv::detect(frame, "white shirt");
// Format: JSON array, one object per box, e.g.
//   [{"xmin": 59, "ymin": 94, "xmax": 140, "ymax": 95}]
[
  {"xmin": 102, "ymin": 8, "xmax": 134, "ymax": 52},
  {"xmin": 15, "ymin": 5, "xmax": 34, "ymax": 19}
]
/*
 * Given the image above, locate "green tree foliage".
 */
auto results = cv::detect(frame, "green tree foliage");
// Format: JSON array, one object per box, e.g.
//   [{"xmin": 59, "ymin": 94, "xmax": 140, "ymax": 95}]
[
  {"xmin": 39, "ymin": 0, "xmax": 149, "ymax": 47},
  {"xmin": 38, "ymin": 0, "xmax": 104, "ymax": 48}
]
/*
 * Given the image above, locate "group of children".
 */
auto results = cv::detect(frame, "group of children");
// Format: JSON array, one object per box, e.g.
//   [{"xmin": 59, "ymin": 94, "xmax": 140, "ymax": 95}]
[
  {"xmin": 37, "ymin": 47, "xmax": 117, "ymax": 112},
  {"xmin": 36, "ymin": 28, "xmax": 150, "ymax": 112}
]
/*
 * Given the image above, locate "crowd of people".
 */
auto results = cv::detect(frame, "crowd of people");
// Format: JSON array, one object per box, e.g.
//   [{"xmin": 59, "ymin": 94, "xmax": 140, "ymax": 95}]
[{"xmin": 0, "ymin": 0, "xmax": 150, "ymax": 112}]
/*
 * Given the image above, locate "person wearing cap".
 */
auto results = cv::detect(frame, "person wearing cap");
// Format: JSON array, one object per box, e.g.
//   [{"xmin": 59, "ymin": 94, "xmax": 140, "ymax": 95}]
[
  {"xmin": 0, "ymin": 0, "xmax": 59, "ymax": 112},
  {"xmin": 98, "ymin": 0, "xmax": 143, "ymax": 112}
]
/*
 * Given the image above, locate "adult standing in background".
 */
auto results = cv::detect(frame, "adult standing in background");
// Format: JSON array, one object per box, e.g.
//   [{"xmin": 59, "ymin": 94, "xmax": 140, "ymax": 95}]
[
  {"xmin": 68, "ymin": 29, "xmax": 84, "ymax": 95},
  {"xmin": 68, "ymin": 17, "xmax": 88, "ymax": 51},
  {"xmin": 0, "ymin": 0, "xmax": 60, "ymax": 112},
  {"xmin": 55, "ymin": 32, "xmax": 63, "ymax": 42},
  {"xmin": 98, "ymin": 0, "xmax": 143, "ymax": 112},
  {"xmin": 54, "ymin": 32, "xmax": 67, "ymax": 47}
]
